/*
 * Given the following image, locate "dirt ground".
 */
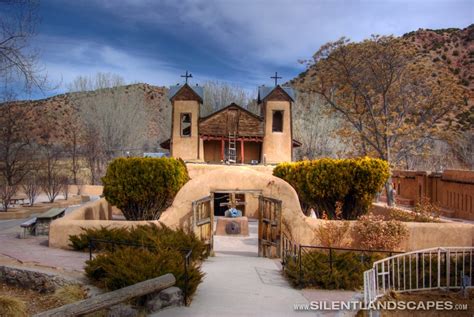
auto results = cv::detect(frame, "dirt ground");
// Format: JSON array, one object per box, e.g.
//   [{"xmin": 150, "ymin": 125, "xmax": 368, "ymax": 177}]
[
  {"xmin": 0, "ymin": 283, "xmax": 64, "ymax": 315},
  {"xmin": 0, "ymin": 195, "xmax": 83, "ymax": 220}
]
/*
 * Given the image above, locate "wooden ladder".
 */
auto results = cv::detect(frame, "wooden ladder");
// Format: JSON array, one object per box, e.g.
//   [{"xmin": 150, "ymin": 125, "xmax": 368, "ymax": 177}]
[{"xmin": 228, "ymin": 132, "xmax": 237, "ymax": 163}]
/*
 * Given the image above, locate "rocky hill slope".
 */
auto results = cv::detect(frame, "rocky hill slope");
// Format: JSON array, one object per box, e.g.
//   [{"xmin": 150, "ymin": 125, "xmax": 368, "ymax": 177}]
[
  {"xmin": 290, "ymin": 24, "xmax": 473, "ymax": 130},
  {"xmin": 4, "ymin": 83, "xmax": 171, "ymax": 148}
]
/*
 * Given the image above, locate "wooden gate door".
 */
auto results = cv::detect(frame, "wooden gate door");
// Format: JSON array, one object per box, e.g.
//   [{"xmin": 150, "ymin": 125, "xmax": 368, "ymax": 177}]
[
  {"xmin": 258, "ymin": 196, "xmax": 282, "ymax": 258},
  {"xmin": 192, "ymin": 195, "xmax": 214, "ymax": 252}
]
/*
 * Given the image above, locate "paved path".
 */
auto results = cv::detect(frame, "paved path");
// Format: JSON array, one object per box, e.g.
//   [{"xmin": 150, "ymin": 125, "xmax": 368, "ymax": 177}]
[
  {"xmin": 0, "ymin": 232, "xmax": 88, "ymax": 272},
  {"xmin": 157, "ymin": 251, "xmax": 309, "ymax": 316},
  {"xmin": 156, "ymin": 220, "xmax": 359, "ymax": 317},
  {"xmin": 0, "ymin": 202, "xmax": 92, "ymax": 273}
]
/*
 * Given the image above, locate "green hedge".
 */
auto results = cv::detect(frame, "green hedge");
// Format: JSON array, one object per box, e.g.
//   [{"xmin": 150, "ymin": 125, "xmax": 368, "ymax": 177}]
[
  {"xmin": 85, "ymin": 247, "xmax": 203, "ymax": 298},
  {"xmin": 69, "ymin": 224, "xmax": 208, "ymax": 262},
  {"xmin": 102, "ymin": 157, "xmax": 189, "ymax": 220},
  {"xmin": 72, "ymin": 224, "xmax": 207, "ymax": 300},
  {"xmin": 273, "ymin": 157, "xmax": 389, "ymax": 219},
  {"xmin": 284, "ymin": 251, "xmax": 383, "ymax": 290}
]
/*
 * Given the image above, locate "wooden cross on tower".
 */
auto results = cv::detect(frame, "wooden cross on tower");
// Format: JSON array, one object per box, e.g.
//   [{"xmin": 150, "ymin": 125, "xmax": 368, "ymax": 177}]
[
  {"xmin": 219, "ymin": 193, "xmax": 246, "ymax": 209},
  {"xmin": 181, "ymin": 70, "xmax": 193, "ymax": 84},
  {"xmin": 271, "ymin": 72, "xmax": 282, "ymax": 86}
]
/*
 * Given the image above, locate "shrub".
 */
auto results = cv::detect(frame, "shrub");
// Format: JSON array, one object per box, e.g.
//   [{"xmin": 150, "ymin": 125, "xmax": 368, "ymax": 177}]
[
  {"xmin": 355, "ymin": 214, "xmax": 408, "ymax": 250},
  {"xmin": 102, "ymin": 157, "xmax": 189, "ymax": 220},
  {"xmin": 85, "ymin": 247, "xmax": 204, "ymax": 298},
  {"xmin": 387, "ymin": 198, "xmax": 441, "ymax": 223},
  {"xmin": 388, "ymin": 208, "xmax": 440, "ymax": 223},
  {"xmin": 316, "ymin": 220, "xmax": 350, "ymax": 248},
  {"xmin": 284, "ymin": 250, "xmax": 383, "ymax": 290},
  {"xmin": 273, "ymin": 157, "xmax": 389, "ymax": 219},
  {"xmin": 0, "ymin": 295, "xmax": 27, "ymax": 317},
  {"xmin": 414, "ymin": 196, "xmax": 441, "ymax": 217},
  {"xmin": 69, "ymin": 224, "xmax": 207, "ymax": 262}
]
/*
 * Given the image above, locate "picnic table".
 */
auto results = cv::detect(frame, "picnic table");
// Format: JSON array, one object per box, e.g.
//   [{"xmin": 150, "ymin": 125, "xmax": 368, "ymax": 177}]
[
  {"xmin": 34, "ymin": 207, "xmax": 66, "ymax": 235},
  {"xmin": 8, "ymin": 196, "xmax": 27, "ymax": 207}
]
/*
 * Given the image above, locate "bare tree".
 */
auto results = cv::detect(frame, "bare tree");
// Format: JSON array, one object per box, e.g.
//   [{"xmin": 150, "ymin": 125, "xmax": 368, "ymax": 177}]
[
  {"xmin": 39, "ymin": 143, "xmax": 65, "ymax": 203},
  {"xmin": 67, "ymin": 73, "xmax": 149, "ymax": 185},
  {"xmin": 82, "ymin": 125, "xmax": 103, "ymax": 185},
  {"xmin": 454, "ymin": 131, "xmax": 474, "ymax": 170},
  {"xmin": 22, "ymin": 171, "xmax": 39, "ymax": 206},
  {"xmin": 0, "ymin": 88, "xmax": 37, "ymax": 212},
  {"xmin": 0, "ymin": 0, "xmax": 46, "ymax": 92},
  {"xmin": 202, "ymin": 81, "xmax": 252, "ymax": 116},
  {"xmin": 293, "ymin": 92, "xmax": 351, "ymax": 160},
  {"xmin": 0, "ymin": 97, "xmax": 33, "ymax": 187},
  {"xmin": 67, "ymin": 72, "xmax": 125, "ymax": 92},
  {"xmin": 61, "ymin": 177, "xmax": 70, "ymax": 200},
  {"xmin": 0, "ymin": 184, "xmax": 17, "ymax": 212},
  {"xmin": 64, "ymin": 107, "xmax": 84, "ymax": 185}
]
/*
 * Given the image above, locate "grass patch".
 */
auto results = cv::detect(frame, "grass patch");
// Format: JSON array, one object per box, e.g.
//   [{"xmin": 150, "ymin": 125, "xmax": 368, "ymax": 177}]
[
  {"xmin": 50, "ymin": 284, "xmax": 87, "ymax": 305},
  {"xmin": 0, "ymin": 295, "xmax": 27, "ymax": 317}
]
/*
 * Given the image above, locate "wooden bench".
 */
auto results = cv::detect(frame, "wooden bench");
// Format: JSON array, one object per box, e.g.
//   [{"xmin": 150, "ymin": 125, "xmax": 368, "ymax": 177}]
[
  {"xmin": 20, "ymin": 217, "xmax": 37, "ymax": 238},
  {"xmin": 35, "ymin": 208, "xmax": 66, "ymax": 235}
]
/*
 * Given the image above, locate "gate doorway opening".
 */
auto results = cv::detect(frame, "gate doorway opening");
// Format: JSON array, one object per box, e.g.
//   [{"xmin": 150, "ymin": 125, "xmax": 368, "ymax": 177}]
[
  {"xmin": 213, "ymin": 192, "xmax": 246, "ymax": 217},
  {"xmin": 192, "ymin": 192, "xmax": 281, "ymax": 259}
]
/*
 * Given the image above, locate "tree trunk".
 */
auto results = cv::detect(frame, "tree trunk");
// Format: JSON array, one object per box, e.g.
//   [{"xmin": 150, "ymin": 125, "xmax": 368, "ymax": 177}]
[{"xmin": 385, "ymin": 175, "xmax": 394, "ymax": 207}]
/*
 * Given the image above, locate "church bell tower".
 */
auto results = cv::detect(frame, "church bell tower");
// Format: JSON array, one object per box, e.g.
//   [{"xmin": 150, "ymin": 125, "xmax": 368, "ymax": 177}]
[
  {"xmin": 258, "ymin": 73, "xmax": 295, "ymax": 164},
  {"xmin": 168, "ymin": 71, "xmax": 203, "ymax": 161}
]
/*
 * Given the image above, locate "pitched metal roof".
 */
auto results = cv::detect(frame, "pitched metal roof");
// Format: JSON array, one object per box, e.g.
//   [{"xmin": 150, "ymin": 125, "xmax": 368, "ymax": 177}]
[
  {"xmin": 257, "ymin": 85, "xmax": 295, "ymax": 103},
  {"xmin": 168, "ymin": 83, "xmax": 204, "ymax": 101}
]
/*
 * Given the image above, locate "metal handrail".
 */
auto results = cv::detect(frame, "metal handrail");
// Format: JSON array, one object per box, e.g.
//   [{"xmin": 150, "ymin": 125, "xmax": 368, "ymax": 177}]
[
  {"xmin": 281, "ymin": 233, "xmax": 400, "ymax": 287},
  {"xmin": 363, "ymin": 246, "xmax": 474, "ymax": 306}
]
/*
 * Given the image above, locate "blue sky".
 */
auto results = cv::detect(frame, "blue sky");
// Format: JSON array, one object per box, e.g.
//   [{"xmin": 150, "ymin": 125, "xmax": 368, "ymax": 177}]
[{"xmin": 28, "ymin": 0, "xmax": 474, "ymax": 98}]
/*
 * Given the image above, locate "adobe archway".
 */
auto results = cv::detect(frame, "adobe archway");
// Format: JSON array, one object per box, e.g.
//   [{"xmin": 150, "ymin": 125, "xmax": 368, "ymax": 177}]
[{"xmin": 159, "ymin": 165, "xmax": 316, "ymax": 246}]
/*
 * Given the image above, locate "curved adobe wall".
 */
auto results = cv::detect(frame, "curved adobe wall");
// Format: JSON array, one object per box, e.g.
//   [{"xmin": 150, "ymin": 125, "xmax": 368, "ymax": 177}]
[
  {"xmin": 49, "ymin": 165, "xmax": 474, "ymax": 250},
  {"xmin": 159, "ymin": 165, "xmax": 316, "ymax": 243}
]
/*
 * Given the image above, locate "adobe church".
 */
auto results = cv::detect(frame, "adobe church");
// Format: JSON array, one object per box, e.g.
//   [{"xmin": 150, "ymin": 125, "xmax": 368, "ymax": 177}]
[{"xmin": 160, "ymin": 73, "xmax": 301, "ymax": 164}]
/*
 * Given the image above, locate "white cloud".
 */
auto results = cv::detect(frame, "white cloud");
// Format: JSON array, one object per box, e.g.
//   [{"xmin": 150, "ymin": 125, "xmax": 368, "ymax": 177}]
[
  {"xmin": 35, "ymin": 35, "xmax": 189, "ymax": 94},
  {"xmin": 90, "ymin": 0, "xmax": 473, "ymax": 67}
]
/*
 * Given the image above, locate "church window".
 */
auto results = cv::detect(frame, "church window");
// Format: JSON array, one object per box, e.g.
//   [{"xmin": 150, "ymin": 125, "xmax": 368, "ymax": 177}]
[
  {"xmin": 181, "ymin": 113, "xmax": 192, "ymax": 137},
  {"xmin": 272, "ymin": 110, "xmax": 283, "ymax": 132}
]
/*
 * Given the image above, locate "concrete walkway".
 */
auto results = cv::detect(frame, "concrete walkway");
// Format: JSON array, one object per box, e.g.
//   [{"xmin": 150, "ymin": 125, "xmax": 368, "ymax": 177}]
[
  {"xmin": 156, "ymin": 220, "xmax": 359, "ymax": 317},
  {"xmin": 157, "ymin": 250, "xmax": 309, "ymax": 316}
]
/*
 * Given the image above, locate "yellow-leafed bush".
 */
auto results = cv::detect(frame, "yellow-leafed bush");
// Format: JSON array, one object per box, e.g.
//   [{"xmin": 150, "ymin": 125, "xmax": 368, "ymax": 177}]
[
  {"xmin": 102, "ymin": 157, "xmax": 189, "ymax": 220},
  {"xmin": 273, "ymin": 157, "xmax": 389, "ymax": 219}
]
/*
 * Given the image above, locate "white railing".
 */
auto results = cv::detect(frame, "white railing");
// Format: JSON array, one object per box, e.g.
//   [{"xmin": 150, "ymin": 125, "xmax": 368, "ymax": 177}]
[{"xmin": 363, "ymin": 247, "xmax": 474, "ymax": 306}]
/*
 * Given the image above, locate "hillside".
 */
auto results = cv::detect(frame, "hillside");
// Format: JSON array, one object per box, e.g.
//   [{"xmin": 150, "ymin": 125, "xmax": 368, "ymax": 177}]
[
  {"xmin": 3, "ymin": 83, "xmax": 171, "ymax": 148},
  {"xmin": 290, "ymin": 25, "xmax": 473, "ymax": 130},
  {"xmin": 404, "ymin": 25, "xmax": 474, "ymax": 94}
]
